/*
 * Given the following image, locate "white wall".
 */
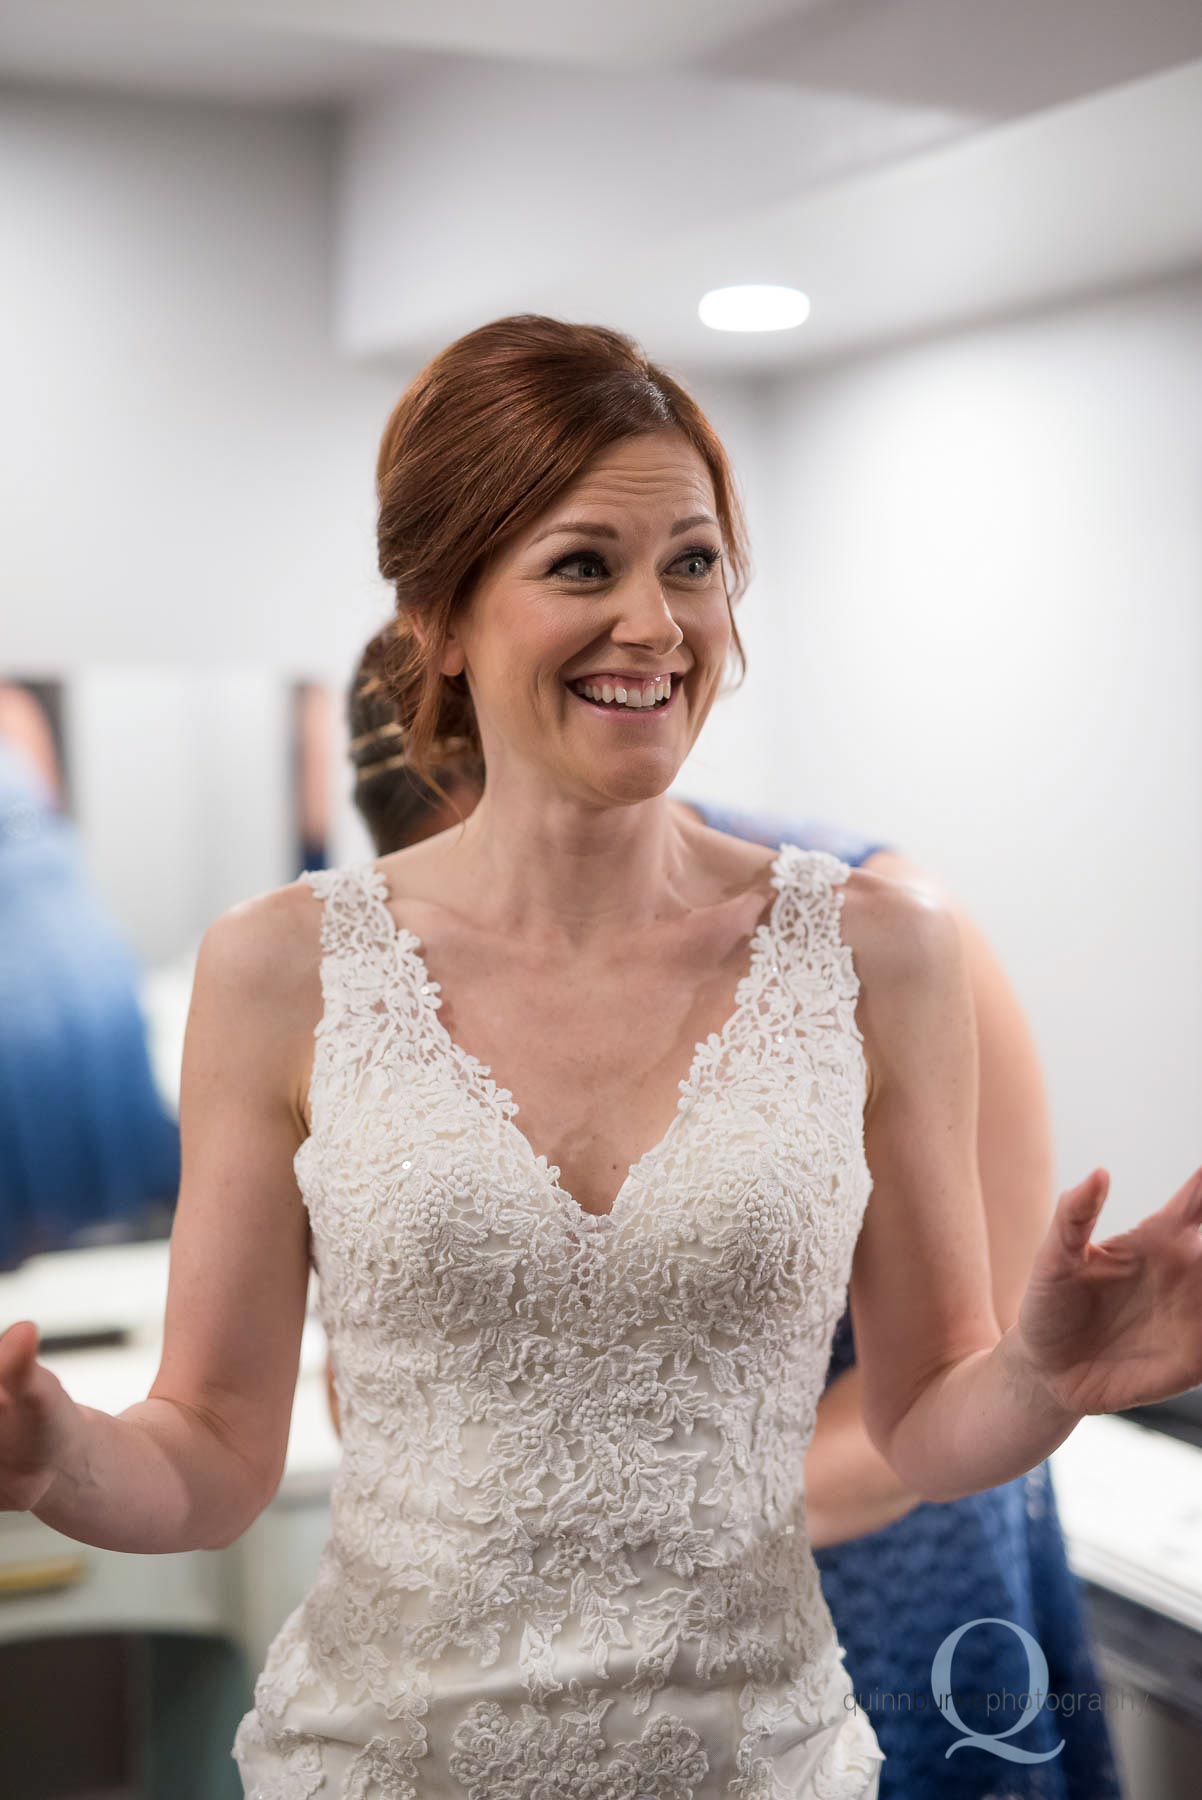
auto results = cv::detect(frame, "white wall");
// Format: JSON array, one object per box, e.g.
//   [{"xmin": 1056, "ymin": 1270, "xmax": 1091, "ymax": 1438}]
[
  {"xmin": 0, "ymin": 85, "xmax": 402, "ymax": 671},
  {"xmin": 0, "ymin": 84, "xmax": 405, "ymax": 935},
  {"xmin": 731, "ymin": 273, "xmax": 1202, "ymax": 1226}
]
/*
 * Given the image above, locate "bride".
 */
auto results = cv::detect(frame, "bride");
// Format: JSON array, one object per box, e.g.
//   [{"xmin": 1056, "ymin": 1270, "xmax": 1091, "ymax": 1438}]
[{"xmin": 3, "ymin": 314, "xmax": 1200, "ymax": 1800}]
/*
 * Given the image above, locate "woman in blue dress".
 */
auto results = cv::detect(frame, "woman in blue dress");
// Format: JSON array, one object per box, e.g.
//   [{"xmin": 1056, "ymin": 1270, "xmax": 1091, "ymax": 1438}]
[
  {"xmin": 0, "ymin": 723, "xmax": 181, "ymax": 1272},
  {"xmin": 320, "ymin": 628, "xmax": 1126, "ymax": 1800}
]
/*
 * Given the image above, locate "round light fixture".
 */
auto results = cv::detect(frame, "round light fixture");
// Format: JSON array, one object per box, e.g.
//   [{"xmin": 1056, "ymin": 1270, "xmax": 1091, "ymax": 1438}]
[{"xmin": 698, "ymin": 284, "xmax": 811, "ymax": 333}]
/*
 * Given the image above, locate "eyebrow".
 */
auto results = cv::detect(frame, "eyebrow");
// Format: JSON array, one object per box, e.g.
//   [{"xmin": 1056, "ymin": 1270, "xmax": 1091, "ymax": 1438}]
[{"xmin": 530, "ymin": 512, "xmax": 719, "ymax": 545}]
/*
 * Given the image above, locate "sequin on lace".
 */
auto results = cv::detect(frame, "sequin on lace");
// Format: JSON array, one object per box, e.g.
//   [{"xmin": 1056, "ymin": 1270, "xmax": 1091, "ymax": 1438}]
[{"xmin": 232, "ymin": 843, "xmax": 885, "ymax": 1798}]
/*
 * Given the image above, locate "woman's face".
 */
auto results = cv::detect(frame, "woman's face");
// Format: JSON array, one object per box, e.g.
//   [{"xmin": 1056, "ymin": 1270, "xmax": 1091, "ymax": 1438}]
[{"xmin": 440, "ymin": 429, "xmax": 732, "ymax": 808}]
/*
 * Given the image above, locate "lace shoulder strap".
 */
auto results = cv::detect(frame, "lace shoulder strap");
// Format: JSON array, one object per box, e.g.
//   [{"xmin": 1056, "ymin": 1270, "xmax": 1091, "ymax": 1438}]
[
  {"xmin": 298, "ymin": 862, "xmax": 404, "ymax": 1056},
  {"xmin": 300, "ymin": 861, "xmax": 397, "ymax": 965},
  {"xmin": 298, "ymin": 863, "xmax": 405, "ymax": 1126},
  {"xmin": 771, "ymin": 844, "xmax": 865, "ymax": 1043}
]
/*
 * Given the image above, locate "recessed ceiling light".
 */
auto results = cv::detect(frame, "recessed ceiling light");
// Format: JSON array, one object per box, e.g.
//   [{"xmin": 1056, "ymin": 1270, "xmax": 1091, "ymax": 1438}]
[{"xmin": 698, "ymin": 284, "xmax": 812, "ymax": 333}]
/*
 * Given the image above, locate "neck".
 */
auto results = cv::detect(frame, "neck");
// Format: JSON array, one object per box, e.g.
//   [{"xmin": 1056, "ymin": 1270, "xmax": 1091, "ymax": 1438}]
[{"xmin": 415, "ymin": 791, "xmax": 712, "ymax": 950}]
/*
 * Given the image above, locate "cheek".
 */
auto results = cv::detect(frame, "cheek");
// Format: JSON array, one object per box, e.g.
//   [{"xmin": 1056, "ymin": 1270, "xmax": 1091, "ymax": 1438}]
[
  {"xmin": 474, "ymin": 642, "xmax": 574, "ymax": 731},
  {"xmin": 510, "ymin": 592, "xmax": 580, "ymax": 667},
  {"xmin": 687, "ymin": 595, "xmax": 734, "ymax": 663},
  {"xmin": 465, "ymin": 597, "xmax": 570, "ymax": 695}
]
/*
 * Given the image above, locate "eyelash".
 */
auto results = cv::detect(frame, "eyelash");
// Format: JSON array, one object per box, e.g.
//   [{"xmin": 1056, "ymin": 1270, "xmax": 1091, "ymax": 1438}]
[{"xmin": 544, "ymin": 545, "xmax": 724, "ymax": 582}]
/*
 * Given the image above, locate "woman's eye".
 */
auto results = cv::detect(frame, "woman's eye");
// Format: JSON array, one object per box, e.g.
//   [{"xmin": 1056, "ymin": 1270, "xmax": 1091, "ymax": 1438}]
[
  {"xmin": 547, "ymin": 547, "xmax": 723, "ymax": 581},
  {"xmin": 551, "ymin": 553, "xmax": 608, "ymax": 580}
]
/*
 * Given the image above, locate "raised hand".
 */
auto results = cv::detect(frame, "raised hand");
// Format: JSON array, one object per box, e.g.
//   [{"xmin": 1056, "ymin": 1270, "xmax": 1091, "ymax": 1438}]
[
  {"xmin": 1013, "ymin": 1165, "xmax": 1202, "ymax": 1418},
  {"xmin": 0, "ymin": 1320, "xmax": 79, "ymax": 1512}
]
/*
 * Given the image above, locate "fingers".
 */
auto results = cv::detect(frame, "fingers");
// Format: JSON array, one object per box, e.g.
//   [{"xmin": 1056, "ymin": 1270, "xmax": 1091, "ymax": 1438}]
[
  {"xmin": 1168, "ymin": 1165, "xmax": 1202, "ymax": 1228},
  {"xmin": 0, "ymin": 1322, "xmax": 39, "ymax": 1398},
  {"xmin": 1057, "ymin": 1169, "xmax": 1109, "ymax": 1252}
]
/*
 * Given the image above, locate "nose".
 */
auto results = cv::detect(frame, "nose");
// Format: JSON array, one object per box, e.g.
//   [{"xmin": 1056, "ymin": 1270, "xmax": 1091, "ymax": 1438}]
[{"xmin": 607, "ymin": 579, "xmax": 685, "ymax": 655}]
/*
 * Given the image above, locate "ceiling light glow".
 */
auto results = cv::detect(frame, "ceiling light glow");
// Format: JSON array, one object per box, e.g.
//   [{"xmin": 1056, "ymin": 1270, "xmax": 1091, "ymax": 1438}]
[{"xmin": 698, "ymin": 284, "xmax": 811, "ymax": 333}]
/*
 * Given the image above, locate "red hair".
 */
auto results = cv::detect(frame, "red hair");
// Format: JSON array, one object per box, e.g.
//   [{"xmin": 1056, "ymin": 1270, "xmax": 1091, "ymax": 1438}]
[{"xmin": 375, "ymin": 313, "xmax": 752, "ymax": 798}]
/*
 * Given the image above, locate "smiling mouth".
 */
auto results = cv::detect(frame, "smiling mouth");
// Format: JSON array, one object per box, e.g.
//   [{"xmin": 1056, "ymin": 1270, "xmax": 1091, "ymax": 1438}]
[{"xmin": 565, "ymin": 673, "xmax": 679, "ymax": 714}]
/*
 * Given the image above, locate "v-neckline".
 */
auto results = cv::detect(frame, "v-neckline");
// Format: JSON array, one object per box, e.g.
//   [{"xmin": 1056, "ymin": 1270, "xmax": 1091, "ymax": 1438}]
[{"xmin": 362, "ymin": 842, "xmax": 797, "ymax": 1231}]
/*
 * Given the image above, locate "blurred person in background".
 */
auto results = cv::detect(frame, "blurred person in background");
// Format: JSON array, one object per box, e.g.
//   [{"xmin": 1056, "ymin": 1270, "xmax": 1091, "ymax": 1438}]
[
  {"xmin": 293, "ymin": 679, "xmax": 333, "ymax": 874},
  {"xmin": 0, "ymin": 682, "xmax": 180, "ymax": 1271},
  {"xmin": 321, "ymin": 620, "xmax": 1124, "ymax": 1800}
]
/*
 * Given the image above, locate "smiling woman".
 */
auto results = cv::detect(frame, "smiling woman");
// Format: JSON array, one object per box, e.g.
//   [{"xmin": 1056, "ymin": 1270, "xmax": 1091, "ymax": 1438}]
[
  {"xmin": 8, "ymin": 313, "xmax": 1199, "ymax": 1800},
  {"xmin": 224, "ymin": 315, "xmax": 898, "ymax": 1797},
  {"xmin": 371, "ymin": 313, "xmax": 752, "ymax": 820}
]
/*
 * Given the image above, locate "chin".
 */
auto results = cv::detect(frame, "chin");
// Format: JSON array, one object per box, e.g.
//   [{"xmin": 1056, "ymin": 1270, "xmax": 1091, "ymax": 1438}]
[{"xmin": 581, "ymin": 763, "xmax": 680, "ymax": 807}]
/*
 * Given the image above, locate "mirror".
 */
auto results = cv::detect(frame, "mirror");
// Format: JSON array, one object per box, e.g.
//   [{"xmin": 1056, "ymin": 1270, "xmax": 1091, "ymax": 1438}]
[{"xmin": 0, "ymin": 669, "xmax": 342, "ymax": 1269}]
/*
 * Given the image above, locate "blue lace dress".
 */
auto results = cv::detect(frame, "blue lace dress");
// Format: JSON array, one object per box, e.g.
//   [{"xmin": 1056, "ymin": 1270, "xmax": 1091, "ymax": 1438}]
[
  {"xmin": 0, "ymin": 737, "xmax": 181, "ymax": 1272},
  {"xmin": 681, "ymin": 795, "xmax": 1125, "ymax": 1800}
]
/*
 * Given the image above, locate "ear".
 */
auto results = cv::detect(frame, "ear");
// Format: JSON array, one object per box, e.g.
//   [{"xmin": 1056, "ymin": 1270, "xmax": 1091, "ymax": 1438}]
[
  {"xmin": 438, "ymin": 624, "xmax": 466, "ymax": 681},
  {"xmin": 409, "ymin": 606, "xmax": 467, "ymax": 681}
]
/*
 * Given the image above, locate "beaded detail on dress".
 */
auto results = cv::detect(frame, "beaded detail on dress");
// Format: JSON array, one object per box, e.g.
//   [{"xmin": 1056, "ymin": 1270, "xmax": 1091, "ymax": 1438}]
[{"xmin": 233, "ymin": 842, "xmax": 885, "ymax": 1798}]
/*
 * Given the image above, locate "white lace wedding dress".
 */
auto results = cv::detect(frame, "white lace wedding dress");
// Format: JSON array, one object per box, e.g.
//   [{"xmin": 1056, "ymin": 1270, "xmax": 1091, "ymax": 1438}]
[{"xmin": 232, "ymin": 842, "xmax": 887, "ymax": 1798}]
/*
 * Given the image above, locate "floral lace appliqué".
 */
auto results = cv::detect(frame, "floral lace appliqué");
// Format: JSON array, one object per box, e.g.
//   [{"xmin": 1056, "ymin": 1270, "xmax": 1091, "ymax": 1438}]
[{"xmin": 232, "ymin": 843, "xmax": 881, "ymax": 1799}]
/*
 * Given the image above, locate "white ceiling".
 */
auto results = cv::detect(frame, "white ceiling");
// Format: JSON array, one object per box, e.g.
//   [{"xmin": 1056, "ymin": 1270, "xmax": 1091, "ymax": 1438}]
[
  {"xmin": 4, "ymin": 0, "xmax": 1201, "ymax": 107},
  {"xmin": 4, "ymin": 0, "xmax": 1202, "ymax": 370},
  {"xmin": 526, "ymin": 56, "xmax": 1202, "ymax": 378},
  {"xmin": 0, "ymin": 0, "xmax": 824, "ymax": 100}
]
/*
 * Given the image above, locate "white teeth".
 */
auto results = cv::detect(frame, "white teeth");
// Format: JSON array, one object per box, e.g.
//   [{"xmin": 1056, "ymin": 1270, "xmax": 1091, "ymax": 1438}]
[{"xmin": 572, "ymin": 675, "xmax": 672, "ymax": 709}]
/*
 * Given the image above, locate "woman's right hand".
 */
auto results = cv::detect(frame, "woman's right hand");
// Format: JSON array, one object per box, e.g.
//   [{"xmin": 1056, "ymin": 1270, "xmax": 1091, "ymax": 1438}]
[{"xmin": 0, "ymin": 1320, "xmax": 80, "ymax": 1512}]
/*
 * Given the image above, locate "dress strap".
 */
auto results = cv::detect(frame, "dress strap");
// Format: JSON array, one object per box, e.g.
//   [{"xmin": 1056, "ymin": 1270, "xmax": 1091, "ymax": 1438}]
[
  {"xmin": 771, "ymin": 846, "xmax": 865, "ymax": 1045},
  {"xmin": 298, "ymin": 864, "xmax": 405, "ymax": 1132},
  {"xmin": 300, "ymin": 861, "xmax": 397, "ymax": 967}
]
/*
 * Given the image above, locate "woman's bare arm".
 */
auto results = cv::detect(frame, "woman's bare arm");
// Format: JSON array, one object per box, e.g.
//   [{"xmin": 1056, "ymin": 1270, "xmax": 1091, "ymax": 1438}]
[
  {"xmin": 804, "ymin": 853, "xmax": 1055, "ymax": 1546},
  {"xmin": 27, "ymin": 882, "xmax": 318, "ymax": 1553},
  {"xmin": 845, "ymin": 872, "xmax": 1082, "ymax": 1505}
]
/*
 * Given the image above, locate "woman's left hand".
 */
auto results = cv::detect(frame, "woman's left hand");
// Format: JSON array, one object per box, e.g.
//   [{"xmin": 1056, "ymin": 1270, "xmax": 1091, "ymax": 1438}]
[{"xmin": 1013, "ymin": 1164, "xmax": 1202, "ymax": 1416}]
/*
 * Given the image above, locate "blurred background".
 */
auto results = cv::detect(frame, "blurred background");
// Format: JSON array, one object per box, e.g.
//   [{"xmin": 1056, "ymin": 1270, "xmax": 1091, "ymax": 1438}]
[{"xmin": 1, "ymin": 2, "xmax": 1200, "ymax": 1795}]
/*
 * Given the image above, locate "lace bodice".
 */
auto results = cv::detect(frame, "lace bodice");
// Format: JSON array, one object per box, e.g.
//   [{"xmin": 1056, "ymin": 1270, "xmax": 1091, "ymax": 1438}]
[{"xmin": 233, "ymin": 842, "xmax": 886, "ymax": 1798}]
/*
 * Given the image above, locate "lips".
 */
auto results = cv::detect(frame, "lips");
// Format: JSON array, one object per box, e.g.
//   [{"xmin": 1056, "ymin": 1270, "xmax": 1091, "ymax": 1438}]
[
  {"xmin": 565, "ymin": 674, "xmax": 679, "ymax": 715},
  {"xmin": 567, "ymin": 672, "xmax": 679, "ymax": 685}
]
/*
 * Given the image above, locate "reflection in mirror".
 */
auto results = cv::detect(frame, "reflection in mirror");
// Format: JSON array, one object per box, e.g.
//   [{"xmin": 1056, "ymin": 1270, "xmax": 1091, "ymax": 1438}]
[
  {"xmin": 0, "ymin": 669, "xmax": 335, "ymax": 1273},
  {"xmin": 292, "ymin": 679, "xmax": 333, "ymax": 875}
]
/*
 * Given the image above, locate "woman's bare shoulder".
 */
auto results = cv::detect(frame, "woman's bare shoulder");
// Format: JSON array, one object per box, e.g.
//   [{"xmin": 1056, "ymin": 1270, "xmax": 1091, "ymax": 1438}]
[
  {"xmin": 203, "ymin": 873, "xmax": 326, "ymax": 996},
  {"xmin": 837, "ymin": 862, "xmax": 963, "ymax": 1107},
  {"xmin": 198, "ymin": 876, "xmax": 329, "ymax": 1134},
  {"xmin": 842, "ymin": 859, "xmax": 960, "ymax": 981},
  {"xmin": 199, "ymin": 871, "xmax": 329, "ymax": 1044}
]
